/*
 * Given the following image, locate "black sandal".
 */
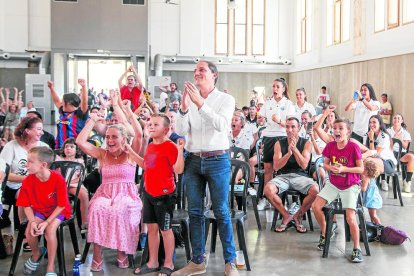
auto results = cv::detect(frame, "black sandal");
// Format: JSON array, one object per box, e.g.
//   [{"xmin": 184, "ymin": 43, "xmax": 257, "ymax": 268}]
[
  {"xmin": 23, "ymin": 242, "xmax": 32, "ymax": 252},
  {"xmin": 158, "ymin": 266, "xmax": 174, "ymax": 276},
  {"xmin": 133, "ymin": 263, "xmax": 159, "ymax": 275}
]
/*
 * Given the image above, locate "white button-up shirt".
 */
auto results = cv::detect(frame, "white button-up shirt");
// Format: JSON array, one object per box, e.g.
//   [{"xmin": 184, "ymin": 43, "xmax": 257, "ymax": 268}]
[{"xmin": 175, "ymin": 88, "xmax": 235, "ymax": 152}]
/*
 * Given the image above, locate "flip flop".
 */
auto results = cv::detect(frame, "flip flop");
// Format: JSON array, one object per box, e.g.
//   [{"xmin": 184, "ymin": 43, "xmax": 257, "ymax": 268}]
[
  {"xmin": 23, "ymin": 247, "xmax": 47, "ymax": 275},
  {"xmin": 134, "ymin": 263, "xmax": 160, "ymax": 275},
  {"xmin": 275, "ymin": 220, "xmax": 294, "ymax": 233},
  {"xmin": 295, "ymin": 223, "xmax": 308, "ymax": 233},
  {"xmin": 158, "ymin": 266, "xmax": 174, "ymax": 276}
]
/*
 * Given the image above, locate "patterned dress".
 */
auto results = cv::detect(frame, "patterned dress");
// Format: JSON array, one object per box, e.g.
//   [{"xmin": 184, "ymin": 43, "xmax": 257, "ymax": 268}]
[{"xmin": 87, "ymin": 161, "xmax": 142, "ymax": 254}]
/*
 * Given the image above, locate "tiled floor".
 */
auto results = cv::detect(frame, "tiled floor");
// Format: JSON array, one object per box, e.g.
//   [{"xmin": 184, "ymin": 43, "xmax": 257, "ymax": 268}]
[{"xmin": 1, "ymin": 186, "xmax": 413, "ymax": 276}]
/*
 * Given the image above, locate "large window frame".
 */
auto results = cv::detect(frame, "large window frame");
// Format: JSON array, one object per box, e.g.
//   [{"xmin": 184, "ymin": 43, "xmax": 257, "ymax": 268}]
[
  {"xmin": 327, "ymin": 0, "xmax": 350, "ymax": 46},
  {"xmin": 375, "ymin": 0, "xmax": 414, "ymax": 33},
  {"xmin": 215, "ymin": 0, "xmax": 265, "ymax": 56},
  {"xmin": 297, "ymin": 0, "xmax": 312, "ymax": 54}
]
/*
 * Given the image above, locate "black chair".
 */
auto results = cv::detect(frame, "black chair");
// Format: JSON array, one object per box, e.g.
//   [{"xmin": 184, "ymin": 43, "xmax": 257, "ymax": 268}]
[
  {"xmin": 0, "ymin": 163, "xmax": 20, "ymax": 231},
  {"xmin": 9, "ymin": 161, "xmax": 85, "ymax": 276},
  {"xmin": 322, "ymin": 194, "xmax": 371, "ymax": 258},
  {"xmin": 314, "ymin": 157, "xmax": 325, "ymax": 189},
  {"xmin": 204, "ymin": 160, "xmax": 251, "ymax": 271},
  {"xmin": 254, "ymin": 138, "xmax": 265, "ymax": 200},
  {"xmin": 270, "ymin": 155, "xmax": 315, "ymax": 232},
  {"xmin": 0, "ymin": 163, "xmax": 10, "ymax": 259},
  {"xmin": 229, "ymin": 147, "xmax": 249, "ymax": 162},
  {"xmin": 229, "ymin": 146, "xmax": 261, "ymax": 230},
  {"xmin": 379, "ymin": 138, "xmax": 404, "ymax": 206}
]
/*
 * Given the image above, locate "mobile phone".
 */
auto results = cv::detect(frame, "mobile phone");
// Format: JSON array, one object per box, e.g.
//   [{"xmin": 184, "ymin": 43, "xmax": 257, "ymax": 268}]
[
  {"xmin": 306, "ymin": 122, "xmax": 313, "ymax": 132},
  {"xmin": 353, "ymin": 91, "xmax": 359, "ymax": 100}
]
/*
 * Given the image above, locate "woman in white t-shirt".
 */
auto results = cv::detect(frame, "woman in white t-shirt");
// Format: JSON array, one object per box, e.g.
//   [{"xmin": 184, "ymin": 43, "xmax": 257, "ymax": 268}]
[
  {"xmin": 294, "ymin": 88, "xmax": 316, "ymax": 121},
  {"xmin": 345, "ymin": 83, "xmax": 380, "ymax": 144},
  {"xmin": 257, "ymin": 78, "xmax": 295, "ymax": 209},
  {"xmin": 0, "ymin": 117, "xmax": 49, "ymax": 227},
  {"xmin": 387, "ymin": 113, "xmax": 414, "ymax": 193},
  {"xmin": 361, "ymin": 115, "xmax": 397, "ymax": 191}
]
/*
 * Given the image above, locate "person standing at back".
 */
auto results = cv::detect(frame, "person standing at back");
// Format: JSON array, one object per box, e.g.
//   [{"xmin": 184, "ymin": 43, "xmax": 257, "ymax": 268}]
[
  {"xmin": 379, "ymin": 93, "xmax": 393, "ymax": 128},
  {"xmin": 118, "ymin": 65, "xmax": 146, "ymax": 112},
  {"xmin": 173, "ymin": 61, "xmax": 239, "ymax": 276},
  {"xmin": 345, "ymin": 83, "xmax": 380, "ymax": 144}
]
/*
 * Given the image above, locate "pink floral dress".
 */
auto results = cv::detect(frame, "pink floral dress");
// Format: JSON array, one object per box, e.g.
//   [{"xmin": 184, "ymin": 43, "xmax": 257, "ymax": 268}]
[{"xmin": 87, "ymin": 161, "xmax": 142, "ymax": 254}]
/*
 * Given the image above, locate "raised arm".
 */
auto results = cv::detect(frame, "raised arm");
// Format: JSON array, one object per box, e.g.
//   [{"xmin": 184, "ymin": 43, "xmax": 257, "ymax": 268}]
[
  {"xmin": 344, "ymin": 99, "xmax": 357, "ymax": 112},
  {"xmin": 47, "ymin": 81, "xmax": 63, "ymax": 109},
  {"xmin": 124, "ymin": 143, "xmax": 144, "ymax": 168},
  {"xmin": 122, "ymin": 100, "xmax": 143, "ymax": 153},
  {"xmin": 130, "ymin": 65, "xmax": 143, "ymax": 91},
  {"xmin": 118, "ymin": 70, "xmax": 128, "ymax": 89},
  {"xmin": 78, "ymin": 79, "xmax": 88, "ymax": 113},
  {"xmin": 314, "ymin": 106, "xmax": 335, "ymax": 144},
  {"xmin": 76, "ymin": 113, "xmax": 105, "ymax": 159}
]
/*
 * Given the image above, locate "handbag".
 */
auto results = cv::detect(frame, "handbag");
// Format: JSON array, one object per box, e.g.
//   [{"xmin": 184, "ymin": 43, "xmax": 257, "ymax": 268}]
[
  {"xmin": 2, "ymin": 234, "xmax": 14, "ymax": 255},
  {"xmin": 379, "ymin": 226, "xmax": 411, "ymax": 245}
]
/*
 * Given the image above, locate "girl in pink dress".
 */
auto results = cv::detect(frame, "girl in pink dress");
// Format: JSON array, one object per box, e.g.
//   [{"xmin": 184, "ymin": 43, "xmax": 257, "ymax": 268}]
[{"xmin": 77, "ymin": 113, "xmax": 143, "ymax": 272}]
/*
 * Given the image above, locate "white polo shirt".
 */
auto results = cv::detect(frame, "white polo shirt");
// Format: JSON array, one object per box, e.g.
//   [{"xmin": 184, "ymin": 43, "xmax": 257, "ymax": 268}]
[
  {"xmin": 259, "ymin": 97, "xmax": 295, "ymax": 138},
  {"xmin": 387, "ymin": 127, "xmax": 412, "ymax": 153},
  {"xmin": 294, "ymin": 101, "xmax": 316, "ymax": 120},
  {"xmin": 352, "ymin": 100, "xmax": 380, "ymax": 137}
]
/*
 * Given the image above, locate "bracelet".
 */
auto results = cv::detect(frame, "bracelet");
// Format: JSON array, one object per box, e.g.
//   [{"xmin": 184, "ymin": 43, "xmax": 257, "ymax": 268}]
[
  {"xmin": 136, "ymin": 116, "xmax": 141, "ymax": 121},
  {"xmin": 369, "ymin": 140, "xmax": 374, "ymax": 143},
  {"xmin": 179, "ymin": 108, "xmax": 189, "ymax": 115},
  {"xmin": 360, "ymin": 98, "xmax": 365, "ymax": 101}
]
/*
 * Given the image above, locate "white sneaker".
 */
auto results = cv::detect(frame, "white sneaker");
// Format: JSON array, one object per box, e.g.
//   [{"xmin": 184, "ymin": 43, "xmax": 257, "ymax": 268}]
[
  {"xmin": 381, "ymin": 180, "xmax": 389, "ymax": 191},
  {"xmin": 403, "ymin": 180, "xmax": 411, "ymax": 193},
  {"xmin": 257, "ymin": 198, "xmax": 270, "ymax": 211}
]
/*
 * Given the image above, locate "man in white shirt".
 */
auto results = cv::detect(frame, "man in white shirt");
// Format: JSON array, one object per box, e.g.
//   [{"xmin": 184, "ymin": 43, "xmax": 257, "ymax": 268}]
[{"xmin": 174, "ymin": 61, "xmax": 238, "ymax": 276}]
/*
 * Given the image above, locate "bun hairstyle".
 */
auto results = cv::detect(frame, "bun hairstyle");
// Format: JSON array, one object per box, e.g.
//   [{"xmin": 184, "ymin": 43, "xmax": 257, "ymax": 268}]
[
  {"xmin": 296, "ymin": 87, "xmax": 308, "ymax": 102},
  {"xmin": 233, "ymin": 110, "xmax": 246, "ymax": 127},
  {"xmin": 274, "ymin": 78, "xmax": 289, "ymax": 99}
]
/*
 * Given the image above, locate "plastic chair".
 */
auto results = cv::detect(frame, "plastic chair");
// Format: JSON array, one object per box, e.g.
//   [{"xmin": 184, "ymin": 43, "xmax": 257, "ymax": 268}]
[
  {"xmin": 9, "ymin": 161, "xmax": 85, "ymax": 276},
  {"xmin": 322, "ymin": 194, "xmax": 371, "ymax": 258},
  {"xmin": 229, "ymin": 146, "xmax": 261, "ymax": 230},
  {"xmin": 204, "ymin": 160, "xmax": 251, "ymax": 271},
  {"xmin": 270, "ymin": 155, "xmax": 316, "ymax": 232}
]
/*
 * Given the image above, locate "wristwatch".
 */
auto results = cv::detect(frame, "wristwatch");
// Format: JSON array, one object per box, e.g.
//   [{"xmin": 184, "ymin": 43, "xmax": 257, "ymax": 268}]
[
  {"xmin": 360, "ymin": 97, "xmax": 365, "ymax": 101},
  {"xmin": 179, "ymin": 108, "xmax": 189, "ymax": 115}
]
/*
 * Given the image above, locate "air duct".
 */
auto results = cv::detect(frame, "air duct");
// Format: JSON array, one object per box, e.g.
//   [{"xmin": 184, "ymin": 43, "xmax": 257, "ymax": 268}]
[
  {"xmin": 154, "ymin": 54, "xmax": 164, "ymax": 76},
  {"xmin": 0, "ymin": 51, "xmax": 50, "ymax": 73}
]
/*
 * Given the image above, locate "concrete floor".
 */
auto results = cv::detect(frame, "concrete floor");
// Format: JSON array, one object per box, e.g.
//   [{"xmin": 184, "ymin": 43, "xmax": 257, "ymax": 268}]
[{"xmin": 1, "ymin": 187, "xmax": 413, "ymax": 276}]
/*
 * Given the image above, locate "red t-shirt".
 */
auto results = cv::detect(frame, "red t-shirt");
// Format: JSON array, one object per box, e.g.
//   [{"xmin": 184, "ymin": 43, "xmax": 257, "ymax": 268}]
[
  {"xmin": 120, "ymin": 85, "xmax": 142, "ymax": 112},
  {"xmin": 16, "ymin": 170, "xmax": 72, "ymax": 219},
  {"xmin": 144, "ymin": 140, "xmax": 178, "ymax": 197}
]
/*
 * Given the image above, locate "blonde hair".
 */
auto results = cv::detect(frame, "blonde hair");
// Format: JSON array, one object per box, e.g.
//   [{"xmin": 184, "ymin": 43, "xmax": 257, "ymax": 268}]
[
  {"xmin": 364, "ymin": 159, "xmax": 381, "ymax": 178},
  {"xmin": 107, "ymin": 124, "xmax": 128, "ymax": 138},
  {"xmin": 233, "ymin": 111, "xmax": 245, "ymax": 127}
]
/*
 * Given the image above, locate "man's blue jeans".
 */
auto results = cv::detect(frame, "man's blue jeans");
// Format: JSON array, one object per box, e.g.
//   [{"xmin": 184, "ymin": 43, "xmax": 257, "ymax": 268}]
[{"xmin": 183, "ymin": 153, "xmax": 237, "ymax": 263}]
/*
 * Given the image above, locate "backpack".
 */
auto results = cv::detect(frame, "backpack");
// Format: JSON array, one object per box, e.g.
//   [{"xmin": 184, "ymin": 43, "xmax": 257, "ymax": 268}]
[{"xmin": 379, "ymin": 226, "xmax": 410, "ymax": 245}]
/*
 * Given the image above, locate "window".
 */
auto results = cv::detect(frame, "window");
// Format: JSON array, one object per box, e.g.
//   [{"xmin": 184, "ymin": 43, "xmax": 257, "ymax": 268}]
[
  {"xmin": 327, "ymin": 0, "xmax": 350, "ymax": 46},
  {"xmin": 297, "ymin": 0, "xmax": 312, "ymax": 54},
  {"xmin": 375, "ymin": 0, "xmax": 414, "ymax": 32},
  {"xmin": 123, "ymin": 0, "xmax": 145, "ymax": 5},
  {"xmin": 215, "ymin": 0, "xmax": 265, "ymax": 56}
]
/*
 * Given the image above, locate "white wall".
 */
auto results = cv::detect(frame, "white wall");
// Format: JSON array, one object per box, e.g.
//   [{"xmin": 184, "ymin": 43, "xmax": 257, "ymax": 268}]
[
  {"xmin": 149, "ymin": 0, "xmax": 294, "ymax": 72},
  {"xmin": 291, "ymin": 0, "xmax": 414, "ymax": 72},
  {"xmin": 0, "ymin": 0, "xmax": 50, "ymax": 52}
]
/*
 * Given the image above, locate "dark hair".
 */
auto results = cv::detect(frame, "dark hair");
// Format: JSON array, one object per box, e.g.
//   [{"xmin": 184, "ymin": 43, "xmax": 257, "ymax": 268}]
[
  {"xmin": 90, "ymin": 106, "xmax": 100, "ymax": 113},
  {"xmin": 242, "ymin": 106, "xmax": 249, "ymax": 111},
  {"xmin": 61, "ymin": 138, "xmax": 82, "ymax": 158},
  {"xmin": 301, "ymin": 110, "xmax": 312, "ymax": 119},
  {"xmin": 296, "ymin": 88, "xmax": 308, "ymax": 102},
  {"xmin": 274, "ymin": 78, "xmax": 289, "ymax": 99},
  {"xmin": 26, "ymin": 110, "xmax": 43, "ymax": 120},
  {"xmin": 394, "ymin": 113, "xmax": 407, "ymax": 129},
  {"xmin": 200, "ymin": 60, "xmax": 219, "ymax": 85},
  {"xmin": 360, "ymin": 83, "xmax": 377, "ymax": 101},
  {"xmin": 14, "ymin": 117, "xmax": 42, "ymax": 144},
  {"xmin": 381, "ymin": 93, "xmax": 388, "ymax": 98},
  {"xmin": 321, "ymin": 86, "xmax": 326, "ymax": 90},
  {"xmin": 333, "ymin": 118, "xmax": 352, "ymax": 130},
  {"xmin": 286, "ymin": 117, "xmax": 300, "ymax": 126},
  {"xmin": 322, "ymin": 106, "xmax": 339, "ymax": 126},
  {"xmin": 29, "ymin": 146, "xmax": 55, "ymax": 167},
  {"xmin": 366, "ymin": 115, "xmax": 391, "ymax": 147},
  {"xmin": 249, "ymin": 100, "xmax": 256, "ymax": 107},
  {"xmin": 63, "ymin": 93, "xmax": 81, "ymax": 108}
]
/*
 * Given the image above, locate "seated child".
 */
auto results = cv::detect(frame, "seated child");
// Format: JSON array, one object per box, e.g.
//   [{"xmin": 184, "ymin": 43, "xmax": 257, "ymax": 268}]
[
  {"xmin": 311, "ymin": 119, "xmax": 365, "ymax": 263},
  {"xmin": 56, "ymin": 138, "xmax": 89, "ymax": 233},
  {"xmin": 361, "ymin": 159, "xmax": 383, "ymax": 225},
  {"xmin": 16, "ymin": 146, "xmax": 72, "ymax": 275}
]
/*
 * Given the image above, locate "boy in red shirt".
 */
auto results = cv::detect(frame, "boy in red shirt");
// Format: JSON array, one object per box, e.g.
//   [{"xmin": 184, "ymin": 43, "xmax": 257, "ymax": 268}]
[
  {"xmin": 17, "ymin": 146, "xmax": 72, "ymax": 275},
  {"xmin": 128, "ymin": 114, "xmax": 184, "ymax": 276}
]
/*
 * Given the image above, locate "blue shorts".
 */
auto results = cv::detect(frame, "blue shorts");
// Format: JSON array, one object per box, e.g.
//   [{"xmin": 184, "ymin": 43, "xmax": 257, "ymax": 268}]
[{"xmin": 34, "ymin": 212, "xmax": 65, "ymax": 222}]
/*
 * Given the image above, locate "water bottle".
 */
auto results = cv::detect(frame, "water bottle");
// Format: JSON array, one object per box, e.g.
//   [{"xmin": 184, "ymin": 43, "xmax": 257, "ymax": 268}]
[
  {"xmin": 288, "ymin": 202, "xmax": 300, "ymax": 215},
  {"xmin": 72, "ymin": 254, "xmax": 81, "ymax": 276}
]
